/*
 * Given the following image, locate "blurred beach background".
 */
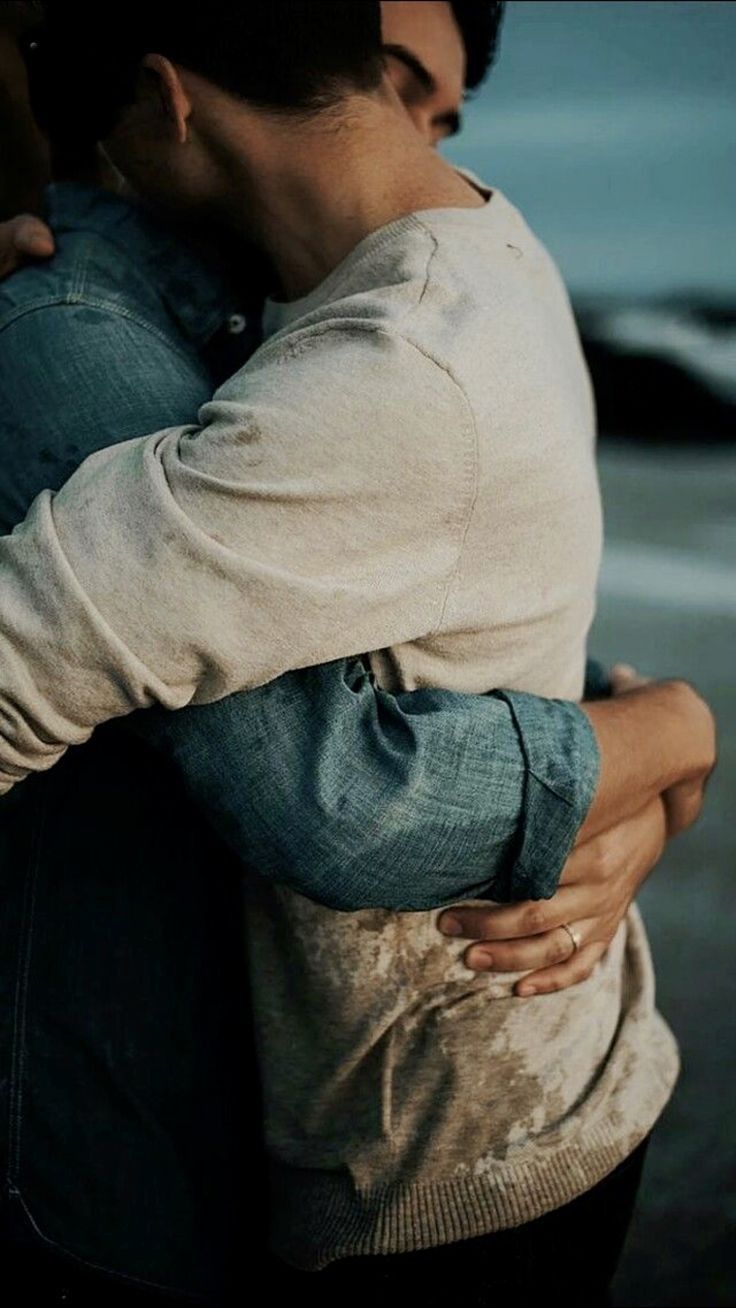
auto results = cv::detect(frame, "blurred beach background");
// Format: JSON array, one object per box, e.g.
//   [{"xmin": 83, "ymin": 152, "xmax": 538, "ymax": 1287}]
[{"xmin": 447, "ymin": 4, "xmax": 735, "ymax": 1304}]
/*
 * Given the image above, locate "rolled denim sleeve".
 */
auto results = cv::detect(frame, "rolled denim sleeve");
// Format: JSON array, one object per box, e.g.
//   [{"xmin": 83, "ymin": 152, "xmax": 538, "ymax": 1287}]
[
  {"xmin": 135, "ymin": 664, "xmax": 600, "ymax": 910},
  {"xmin": 489, "ymin": 690, "xmax": 600, "ymax": 902}
]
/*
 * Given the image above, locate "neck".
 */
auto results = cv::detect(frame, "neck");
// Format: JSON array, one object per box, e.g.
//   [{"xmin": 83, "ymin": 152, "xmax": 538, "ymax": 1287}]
[{"xmin": 206, "ymin": 86, "xmax": 484, "ymax": 301}]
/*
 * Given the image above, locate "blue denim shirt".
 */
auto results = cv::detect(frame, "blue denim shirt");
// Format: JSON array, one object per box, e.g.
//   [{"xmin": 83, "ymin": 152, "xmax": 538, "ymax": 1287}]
[{"xmin": 0, "ymin": 183, "xmax": 602, "ymax": 1299}]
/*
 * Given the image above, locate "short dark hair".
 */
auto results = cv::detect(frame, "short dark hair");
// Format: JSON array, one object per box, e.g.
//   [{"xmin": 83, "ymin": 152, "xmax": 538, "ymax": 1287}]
[
  {"xmin": 451, "ymin": 1, "xmax": 506, "ymax": 92},
  {"xmin": 25, "ymin": 2, "xmax": 383, "ymax": 151}
]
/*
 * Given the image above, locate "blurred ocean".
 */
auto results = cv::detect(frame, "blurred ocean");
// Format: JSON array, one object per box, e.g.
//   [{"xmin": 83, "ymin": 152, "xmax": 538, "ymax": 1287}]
[
  {"xmin": 445, "ymin": 8, "xmax": 735, "ymax": 1304},
  {"xmin": 445, "ymin": 0, "xmax": 736, "ymax": 300}
]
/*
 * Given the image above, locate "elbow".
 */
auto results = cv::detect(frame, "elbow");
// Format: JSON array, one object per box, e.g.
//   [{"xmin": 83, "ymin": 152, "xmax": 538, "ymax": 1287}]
[
  {"xmin": 269, "ymin": 813, "xmax": 428, "ymax": 912},
  {"xmin": 276, "ymin": 841, "xmax": 402, "ymax": 913}
]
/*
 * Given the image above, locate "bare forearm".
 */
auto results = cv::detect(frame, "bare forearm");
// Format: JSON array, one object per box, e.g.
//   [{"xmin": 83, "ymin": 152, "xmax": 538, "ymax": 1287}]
[{"xmin": 578, "ymin": 679, "xmax": 715, "ymax": 842}]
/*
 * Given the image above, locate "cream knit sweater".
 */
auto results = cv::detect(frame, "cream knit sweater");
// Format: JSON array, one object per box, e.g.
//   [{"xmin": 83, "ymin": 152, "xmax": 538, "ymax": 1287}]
[{"xmin": 246, "ymin": 191, "xmax": 679, "ymax": 1267}]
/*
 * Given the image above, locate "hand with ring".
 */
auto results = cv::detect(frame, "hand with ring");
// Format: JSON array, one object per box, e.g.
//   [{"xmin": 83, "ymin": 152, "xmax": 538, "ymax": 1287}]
[{"xmin": 438, "ymin": 793, "xmax": 668, "ymax": 997}]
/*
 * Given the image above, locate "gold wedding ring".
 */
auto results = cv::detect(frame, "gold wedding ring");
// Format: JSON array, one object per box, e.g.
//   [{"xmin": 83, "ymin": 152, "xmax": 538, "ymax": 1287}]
[{"xmin": 560, "ymin": 922, "xmax": 582, "ymax": 955}]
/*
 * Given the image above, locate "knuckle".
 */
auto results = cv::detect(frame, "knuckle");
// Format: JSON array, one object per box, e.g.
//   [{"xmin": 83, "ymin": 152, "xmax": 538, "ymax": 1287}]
[
  {"xmin": 461, "ymin": 910, "xmax": 493, "ymax": 939},
  {"xmin": 523, "ymin": 902, "xmax": 548, "ymax": 934},
  {"xmin": 440, "ymin": 910, "xmax": 472, "ymax": 938},
  {"xmin": 464, "ymin": 945, "xmax": 494, "ymax": 972},
  {"xmin": 573, "ymin": 945, "xmax": 604, "ymax": 984},
  {"xmin": 492, "ymin": 944, "xmax": 524, "ymax": 972},
  {"xmin": 551, "ymin": 936, "xmax": 570, "ymax": 965}
]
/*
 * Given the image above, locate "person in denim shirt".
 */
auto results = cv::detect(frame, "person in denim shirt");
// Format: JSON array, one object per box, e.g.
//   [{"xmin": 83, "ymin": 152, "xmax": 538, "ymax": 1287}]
[{"xmin": 0, "ymin": 4, "xmax": 711, "ymax": 1305}]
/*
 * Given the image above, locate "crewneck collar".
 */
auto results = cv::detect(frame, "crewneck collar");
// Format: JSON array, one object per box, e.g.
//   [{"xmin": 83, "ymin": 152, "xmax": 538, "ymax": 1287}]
[{"xmin": 263, "ymin": 174, "xmax": 502, "ymax": 340}]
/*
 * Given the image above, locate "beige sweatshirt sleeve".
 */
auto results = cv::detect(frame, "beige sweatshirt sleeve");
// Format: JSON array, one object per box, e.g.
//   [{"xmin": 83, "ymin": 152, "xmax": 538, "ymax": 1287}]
[{"xmin": 0, "ymin": 326, "xmax": 473, "ymax": 789}]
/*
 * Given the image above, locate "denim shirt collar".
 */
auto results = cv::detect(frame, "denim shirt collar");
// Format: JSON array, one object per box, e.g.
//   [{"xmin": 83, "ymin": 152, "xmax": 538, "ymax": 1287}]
[{"xmin": 45, "ymin": 182, "xmax": 245, "ymax": 348}]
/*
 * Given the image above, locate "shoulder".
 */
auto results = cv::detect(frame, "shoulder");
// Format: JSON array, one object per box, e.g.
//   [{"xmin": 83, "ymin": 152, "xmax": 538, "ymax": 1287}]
[
  {"xmin": 0, "ymin": 236, "xmax": 214, "ymax": 480},
  {"xmin": 0, "ymin": 229, "xmax": 213, "ymax": 409},
  {"xmin": 220, "ymin": 319, "xmax": 471, "ymax": 426},
  {"xmin": 0, "ymin": 227, "xmax": 173, "ymax": 339},
  {"xmin": 196, "ymin": 321, "xmax": 475, "ymax": 515},
  {"xmin": 412, "ymin": 199, "xmax": 581, "ymax": 349}
]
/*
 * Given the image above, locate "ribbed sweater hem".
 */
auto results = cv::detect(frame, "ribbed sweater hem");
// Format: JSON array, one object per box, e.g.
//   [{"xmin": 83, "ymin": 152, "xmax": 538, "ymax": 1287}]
[{"xmin": 269, "ymin": 1040, "xmax": 679, "ymax": 1271}]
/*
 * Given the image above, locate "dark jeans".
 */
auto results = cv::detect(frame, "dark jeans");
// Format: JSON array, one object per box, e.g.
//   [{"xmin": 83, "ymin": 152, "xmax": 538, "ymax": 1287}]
[{"xmin": 270, "ymin": 1137, "xmax": 651, "ymax": 1308}]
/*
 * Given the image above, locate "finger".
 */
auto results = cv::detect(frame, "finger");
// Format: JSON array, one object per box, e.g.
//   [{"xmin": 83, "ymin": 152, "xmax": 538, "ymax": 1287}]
[
  {"xmin": 0, "ymin": 223, "xmax": 21, "ymax": 279},
  {"xmin": 441, "ymin": 885, "xmax": 600, "ymax": 941},
  {"xmin": 464, "ymin": 923, "xmax": 585, "ymax": 974},
  {"xmin": 0, "ymin": 216, "xmax": 55, "ymax": 279},
  {"xmin": 439, "ymin": 890, "xmax": 587, "ymax": 942},
  {"xmin": 610, "ymin": 663, "xmax": 651, "ymax": 694},
  {"xmin": 514, "ymin": 940, "xmax": 607, "ymax": 997},
  {"xmin": 14, "ymin": 214, "xmax": 55, "ymax": 258},
  {"xmin": 663, "ymin": 778, "xmax": 703, "ymax": 837},
  {"xmin": 611, "ymin": 661, "xmax": 637, "ymax": 679}
]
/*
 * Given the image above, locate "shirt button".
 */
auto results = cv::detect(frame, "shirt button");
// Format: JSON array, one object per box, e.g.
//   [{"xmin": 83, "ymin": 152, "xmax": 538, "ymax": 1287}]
[{"xmin": 227, "ymin": 313, "xmax": 248, "ymax": 335}]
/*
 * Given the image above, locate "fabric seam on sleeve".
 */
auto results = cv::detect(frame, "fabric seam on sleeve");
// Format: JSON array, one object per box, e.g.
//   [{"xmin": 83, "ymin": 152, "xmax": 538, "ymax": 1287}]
[{"xmin": 0, "ymin": 298, "xmax": 202, "ymax": 371}]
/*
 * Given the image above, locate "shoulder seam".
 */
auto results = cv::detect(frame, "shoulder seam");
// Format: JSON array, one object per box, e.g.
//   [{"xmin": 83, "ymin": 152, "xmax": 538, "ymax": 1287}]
[
  {"xmin": 411, "ymin": 342, "xmax": 480, "ymax": 638},
  {"xmin": 408, "ymin": 223, "xmax": 439, "ymax": 317}
]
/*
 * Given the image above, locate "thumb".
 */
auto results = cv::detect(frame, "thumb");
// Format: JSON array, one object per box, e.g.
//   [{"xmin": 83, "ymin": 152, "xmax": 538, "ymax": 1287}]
[
  {"xmin": 0, "ymin": 214, "xmax": 55, "ymax": 279},
  {"xmin": 13, "ymin": 214, "xmax": 55, "ymax": 258}
]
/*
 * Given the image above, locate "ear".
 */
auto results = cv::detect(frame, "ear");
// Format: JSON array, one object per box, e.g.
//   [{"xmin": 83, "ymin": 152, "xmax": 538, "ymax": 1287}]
[{"xmin": 140, "ymin": 53, "xmax": 192, "ymax": 145}]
